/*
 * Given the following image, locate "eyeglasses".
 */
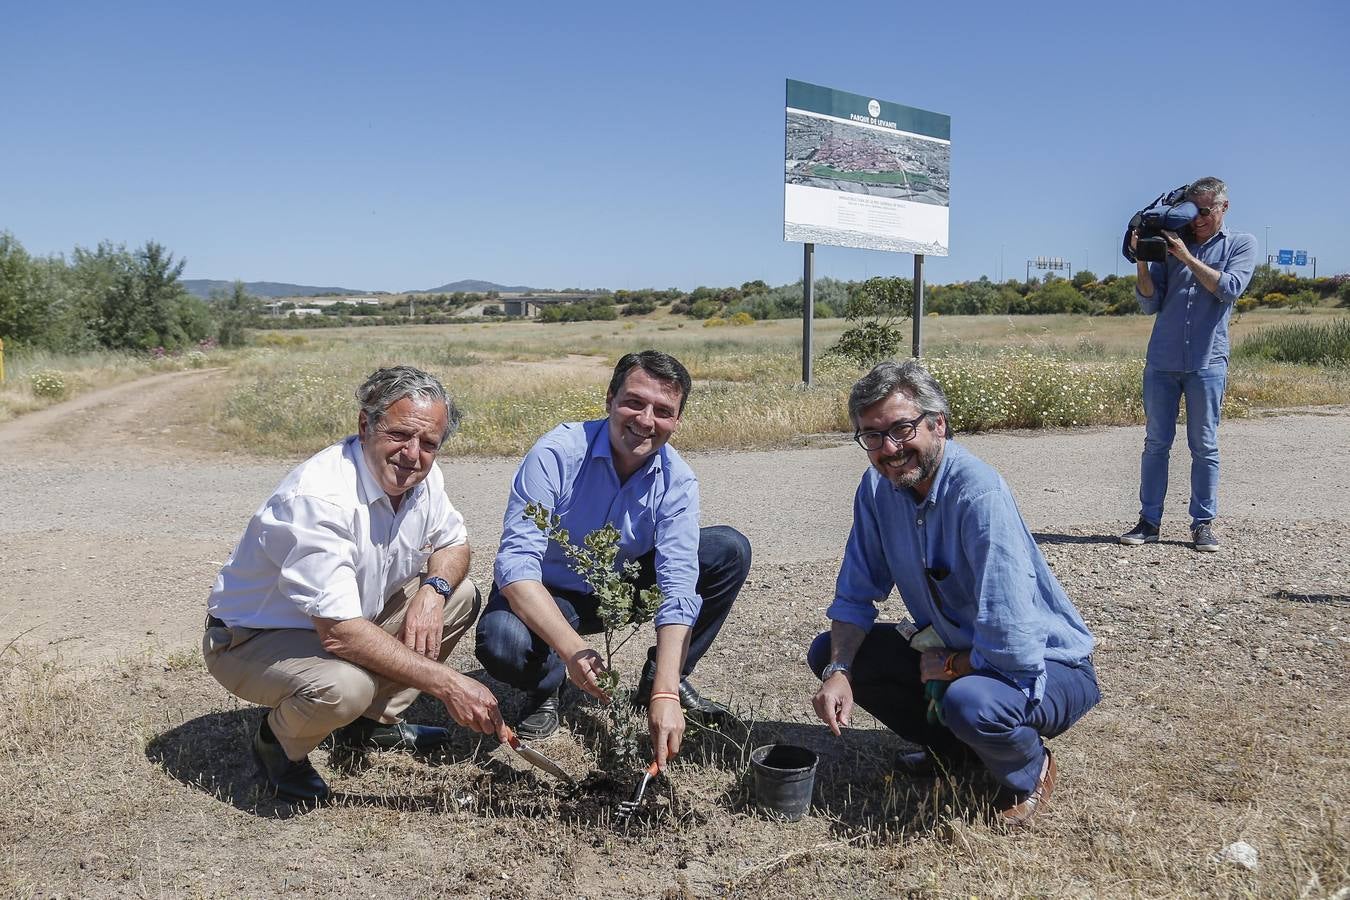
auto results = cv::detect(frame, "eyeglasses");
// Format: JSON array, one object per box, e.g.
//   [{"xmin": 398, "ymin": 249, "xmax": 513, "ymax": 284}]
[
  {"xmin": 1195, "ymin": 202, "xmax": 1225, "ymax": 218},
  {"xmin": 854, "ymin": 411, "xmax": 929, "ymax": 451}
]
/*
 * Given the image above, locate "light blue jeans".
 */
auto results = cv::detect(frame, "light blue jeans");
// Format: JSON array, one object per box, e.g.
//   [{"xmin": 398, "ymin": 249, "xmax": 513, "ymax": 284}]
[{"xmin": 1139, "ymin": 362, "xmax": 1228, "ymax": 528}]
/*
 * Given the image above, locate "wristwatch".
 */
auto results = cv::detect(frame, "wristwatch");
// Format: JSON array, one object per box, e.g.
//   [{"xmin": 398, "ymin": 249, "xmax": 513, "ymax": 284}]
[
  {"xmin": 821, "ymin": 661, "xmax": 852, "ymax": 681},
  {"xmin": 422, "ymin": 576, "xmax": 454, "ymax": 600}
]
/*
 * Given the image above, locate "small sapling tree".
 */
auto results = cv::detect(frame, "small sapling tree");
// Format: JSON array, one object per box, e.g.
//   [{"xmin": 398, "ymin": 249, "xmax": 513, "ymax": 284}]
[{"xmin": 524, "ymin": 502, "xmax": 661, "ymax": 771}]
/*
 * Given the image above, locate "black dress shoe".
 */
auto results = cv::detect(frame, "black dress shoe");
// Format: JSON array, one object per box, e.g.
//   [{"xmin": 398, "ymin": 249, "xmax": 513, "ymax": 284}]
[
  {"xmin": 633, "ymin": 663, "xmax": 730, "ymax": 718},
  {"xmin": 329, "ymin": 718, "xmax": 452, "ymax": 753},
  {"xmin": 514, "ymin": 689, "xmax": 560, "ymax": 741},
  {"xmin": 675, "ymin": 679, "xmax": 731, "ymax": 718},
  {"xmin": 252, "ymin": 722, "xmax": 330, "ymax": 803}
]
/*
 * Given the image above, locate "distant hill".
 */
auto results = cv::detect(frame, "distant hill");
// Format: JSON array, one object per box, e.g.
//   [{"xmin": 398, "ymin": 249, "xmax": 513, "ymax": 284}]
[
  {"xmin": 183, "ymin": 278, "xmax": 538, "ymax": 299},
  {"xmin": 417, "ymin": 279, "xmax": 535, "ymax": 294},
  {"xmin": 182, "ymin": 280, "xmax": 377, "ymax": 300}
]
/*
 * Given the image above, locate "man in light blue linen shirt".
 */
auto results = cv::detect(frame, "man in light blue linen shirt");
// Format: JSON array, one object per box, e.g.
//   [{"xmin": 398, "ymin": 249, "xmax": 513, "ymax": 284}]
[
  {"xmin": 809, "ymin": 361, "xmax": 1099, "ymax": 829},
  {"xmin": 1120, "ymin": 176, "xmax": 1258, "ymax": 552},
  {"xmin": 477, "ymin": 350, "xmax": 750, "ymax": 767}
]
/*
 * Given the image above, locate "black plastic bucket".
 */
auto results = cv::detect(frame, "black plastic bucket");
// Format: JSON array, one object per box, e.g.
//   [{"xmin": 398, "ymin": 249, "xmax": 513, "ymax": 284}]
[{"xmin": 749, "ymin": 744, "xmax": 818, "ymax": 821}]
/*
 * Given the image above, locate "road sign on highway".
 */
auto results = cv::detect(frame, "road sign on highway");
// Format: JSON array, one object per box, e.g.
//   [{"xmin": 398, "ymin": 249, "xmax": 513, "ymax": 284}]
[
  {"xmin": 1278, "ymin": 249, "xmax": 1294, "ymax": 265},
  {"xmin": 1295, "ymin": 250, "xmax": 1308, "ymax": 266}
]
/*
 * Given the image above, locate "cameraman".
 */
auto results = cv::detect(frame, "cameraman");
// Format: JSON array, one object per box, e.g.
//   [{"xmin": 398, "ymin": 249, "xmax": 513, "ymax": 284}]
[{"xmin": 1121, "ymin": 177, "xmax": 1257, "ymax": 552}]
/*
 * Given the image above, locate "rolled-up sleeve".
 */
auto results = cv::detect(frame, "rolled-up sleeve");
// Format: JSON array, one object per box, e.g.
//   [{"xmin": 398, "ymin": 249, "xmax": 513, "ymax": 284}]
[
  {"xmin": 827, "ymin": 479, "xmax": 893, "ymax": 632},
  {"xmin": 652, "ymin": 470, "xmax": 702, "ymax": 628},
  {"xmin": 1214, "ymin": 233, "xmax": 1258, "ymax": 304},
  {"xmin": 261, "ymin": 495, "xmax": 363, "ymax": 621},
  {"xmin": 960, "ymin": 489, "xmax": 1046, "ymax": 698},
  {"xmin": 1135, "ymin": 262, "xmax": 1165, "ymax": 313},
  {"xmin": 494, "ymin": 442, "xmax": 566, "ymax": 588}
]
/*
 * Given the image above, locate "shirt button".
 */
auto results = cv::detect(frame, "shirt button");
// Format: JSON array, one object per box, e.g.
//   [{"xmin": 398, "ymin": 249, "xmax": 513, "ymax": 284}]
[{"xmin": 916, "ymin": 518, "xmax": 924, "ymax": 526}]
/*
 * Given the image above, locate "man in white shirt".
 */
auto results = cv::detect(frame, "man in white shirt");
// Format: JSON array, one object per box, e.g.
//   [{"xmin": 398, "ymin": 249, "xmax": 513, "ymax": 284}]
[{"xmin": 204, "ymin": 365, "xmax": 508, "ymax": 802}]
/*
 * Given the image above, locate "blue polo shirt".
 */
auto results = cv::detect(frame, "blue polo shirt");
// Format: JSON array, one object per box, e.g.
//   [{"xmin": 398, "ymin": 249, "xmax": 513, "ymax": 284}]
[
  {"xmin": 1136, "ymin": 227, "xmax": 1258, "ymax": 371},
  {"xmin": 829, "ymin": 441, "xmax": 1095, "ymax": 700},
  {"xmin": 494, "ymin": 419, "xmax": 703, "ymax": 628}
]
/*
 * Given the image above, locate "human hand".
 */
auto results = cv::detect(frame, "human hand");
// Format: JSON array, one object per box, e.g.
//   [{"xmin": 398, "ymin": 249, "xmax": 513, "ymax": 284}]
[
  {"xmin": 647, "ymin": 696, "xmax": 685, "ymax": 770},
  {"xmin": 919, "ymin": 648, "xmax": 962, "ymax": 683},
  {"xmin": 1161, "ymin": 230, "xmax": 1191, "ymax": 262},
  {"xmin": 564, "ymin": 647, "xmax": 609, "ymax": 701},
  {"xmin": 443, "ymin": 673, "xmax": 509, "ymax": 742},
  {"xmin": 811, "ymin": 671, "xmax": 854, "ymax": 736},
  {"xmin": 398, "ymin": 587, "xmax": 445, "ymax": 659}
]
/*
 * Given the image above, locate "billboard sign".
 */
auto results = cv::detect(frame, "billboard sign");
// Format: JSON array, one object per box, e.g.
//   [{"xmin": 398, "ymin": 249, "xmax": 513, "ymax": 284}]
[
  {"xmin": 784, "ymin": 79, "xmax": 951, "ymax": 256},
  {"xmin": 1278, "ymin": 249, "xmax": 1294, "ymax": 265},
  {"xmin": 1295, "ymin": 250, "xmax": 1308, "ymax": 266}
]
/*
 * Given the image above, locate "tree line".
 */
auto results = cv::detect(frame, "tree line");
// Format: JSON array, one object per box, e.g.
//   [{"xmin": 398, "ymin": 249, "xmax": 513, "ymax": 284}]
[
  {"xmin": 5, "ymin": 231, "xmax": 1346, "ymax": 354},
  {"xmin": 0, "ymin": 232, "xmax": 257, "ymax": 353}
]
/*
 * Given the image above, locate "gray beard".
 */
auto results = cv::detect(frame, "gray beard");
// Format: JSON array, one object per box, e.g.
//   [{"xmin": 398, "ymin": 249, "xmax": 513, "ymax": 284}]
[{"xmin": 880, "ymin": 442, "xmax": 942, "ymax": 490}]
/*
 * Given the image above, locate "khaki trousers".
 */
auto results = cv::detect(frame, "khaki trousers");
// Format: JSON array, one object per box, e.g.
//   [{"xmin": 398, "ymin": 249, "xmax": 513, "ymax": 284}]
[{"xmin": 203, "ymin": 578, "xmax": 479, "ymax": 760}]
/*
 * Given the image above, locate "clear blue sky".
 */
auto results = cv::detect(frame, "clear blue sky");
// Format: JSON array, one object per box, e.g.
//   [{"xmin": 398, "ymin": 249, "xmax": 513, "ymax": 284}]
[{"xmin": 3, "ymin": 0, "xmax": 1347, "ymax": 292}]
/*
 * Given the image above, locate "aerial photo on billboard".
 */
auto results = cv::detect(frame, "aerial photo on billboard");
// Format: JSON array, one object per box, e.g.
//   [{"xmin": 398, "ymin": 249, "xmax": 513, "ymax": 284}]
[{"xmin": 784, "ymin": 78, "xmax": 951, "ymax": 256}]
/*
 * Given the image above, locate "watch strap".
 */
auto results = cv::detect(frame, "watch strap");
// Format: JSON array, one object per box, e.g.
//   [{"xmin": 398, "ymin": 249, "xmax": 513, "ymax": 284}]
[
  {"xmin": 423, "ymin": 576, "xmax": 453, "ymax": 600},
  {"xmin": 822, "ymin": 661, "xmax": 851, "ymax": 681}
]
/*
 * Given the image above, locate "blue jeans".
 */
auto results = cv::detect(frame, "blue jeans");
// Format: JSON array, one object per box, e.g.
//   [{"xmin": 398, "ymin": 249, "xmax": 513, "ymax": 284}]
[
  {"xmin": 475, "ymin": 526, "xmax": 750, "ymax": 696},
  {"xmin": 808, "ymin": 626, "xmax": 1100, "ymax": 794},
  {"xmin": 1139, "ymin": 363, "xmax": 1228, "ymax": 528}
]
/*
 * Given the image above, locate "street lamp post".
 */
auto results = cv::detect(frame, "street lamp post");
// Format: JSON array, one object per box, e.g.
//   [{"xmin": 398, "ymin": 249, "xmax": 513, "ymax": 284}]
[{"xmin": 1264, "ymin": 225, "xmax": 1270, "ymax": 267}]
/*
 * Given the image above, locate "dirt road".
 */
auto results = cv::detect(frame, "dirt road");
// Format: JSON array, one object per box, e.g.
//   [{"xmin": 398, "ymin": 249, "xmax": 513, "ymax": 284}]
[
  {"xmin": 2, "ymin": 368, "xmax": 1347, "ymax": 898},
  {"xmin": 1, "ymin": 367, "xmax": 1347, "ymax": 660}
]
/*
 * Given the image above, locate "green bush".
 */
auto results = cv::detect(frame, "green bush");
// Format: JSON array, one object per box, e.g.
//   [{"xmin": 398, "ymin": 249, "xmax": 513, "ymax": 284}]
[
  {"xmin": 829, "ymin": 277, "xmax": 913, "ymax": 367},
  {"xmin": 1236, "ymin": 318, "xmax": 1350, "ymax": 366},
  {"xmin": 30, "ymin": 369, "xmax": 67, "ymax": 399}
]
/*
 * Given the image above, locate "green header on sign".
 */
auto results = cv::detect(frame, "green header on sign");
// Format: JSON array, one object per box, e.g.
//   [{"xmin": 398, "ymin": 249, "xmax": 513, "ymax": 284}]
[{"xmin": 786, "ymin": 78, "xmax": 950, "ymax": 141}]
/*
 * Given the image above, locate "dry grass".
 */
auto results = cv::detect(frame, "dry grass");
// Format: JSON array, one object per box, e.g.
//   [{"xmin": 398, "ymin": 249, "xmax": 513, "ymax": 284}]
[
  {"xmin": 8, "ymin": 312, "xmax": 1349, "ymax": 454},
  {"xmin": 3, "ymin": 520, "xmax": 1346, "ymax": 898},
  {"xmin": 205, "ymin": 313, "xmax": 1350, "ymax": 458},
  {"xmin": 0, "ymin": 347, "xmax": 227, "ymax": 424}
]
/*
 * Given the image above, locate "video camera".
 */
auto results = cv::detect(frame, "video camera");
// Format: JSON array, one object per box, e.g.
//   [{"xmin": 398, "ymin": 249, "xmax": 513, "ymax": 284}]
[{"xmin": 1122, "ymin": 184, "xmax": 1197, "ymax": 263}]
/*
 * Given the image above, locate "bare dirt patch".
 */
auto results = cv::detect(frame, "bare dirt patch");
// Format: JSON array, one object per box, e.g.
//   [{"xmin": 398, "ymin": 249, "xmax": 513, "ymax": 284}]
[{"xmin": 0, "ymin": 374, "xmax": 1347, "ymax": 898}]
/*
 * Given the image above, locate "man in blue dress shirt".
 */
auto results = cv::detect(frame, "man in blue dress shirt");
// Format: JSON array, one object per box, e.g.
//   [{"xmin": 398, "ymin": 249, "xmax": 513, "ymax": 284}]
[
  {"xmin": 809, "ymin": 361, "xmax": 1099, "ymax": 828},
  {"xmin": 476, "ymin": 350, "xmax": 750, "ymax": 767},
  {"xmin": 1120, "ymin": 177, "xmax": 1258, "ymax": 552}
]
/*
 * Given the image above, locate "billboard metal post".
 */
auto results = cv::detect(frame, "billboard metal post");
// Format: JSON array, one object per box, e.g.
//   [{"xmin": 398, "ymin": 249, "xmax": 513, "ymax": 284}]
[
  {"xmin": 802, "ymin": 243, "xmax": 815, "ymax": 385},
  {"xmin": 912, "ymin": 253, "xmax": 925, "ymax": 358}
]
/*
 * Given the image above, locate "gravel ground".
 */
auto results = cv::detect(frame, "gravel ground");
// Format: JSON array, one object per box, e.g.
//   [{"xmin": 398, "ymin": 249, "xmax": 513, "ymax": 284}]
[
  {"xmin": 0, "ymin": 370, "xmax": 1346, "ymax": 662},
  {"xmin": 0, "ymin": 370, "xmax": 1347, "ymax": 898}
]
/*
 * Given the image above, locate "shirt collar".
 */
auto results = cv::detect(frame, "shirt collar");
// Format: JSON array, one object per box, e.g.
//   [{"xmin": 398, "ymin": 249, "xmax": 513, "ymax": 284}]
[
  {"xmin": 915, "ymin": 439, "xmax": 958, "ymax": 508},
  {"xmin": 348, "ymin": 434, "xmax": 419, "ymax": 510},
  {"xmin": 1196, "ymin": 224, "xmax": 1229, "ymax": 250}
]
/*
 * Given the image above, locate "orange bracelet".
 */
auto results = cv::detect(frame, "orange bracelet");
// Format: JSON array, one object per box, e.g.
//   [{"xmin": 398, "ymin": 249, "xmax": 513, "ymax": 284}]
[
  {"xmin": 648, "ymin": 691, "xmax": 681, "ymax": 703},
  {"xmin": 943, "ymin": 651, "xmax": 961, "ymax": 679}
]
